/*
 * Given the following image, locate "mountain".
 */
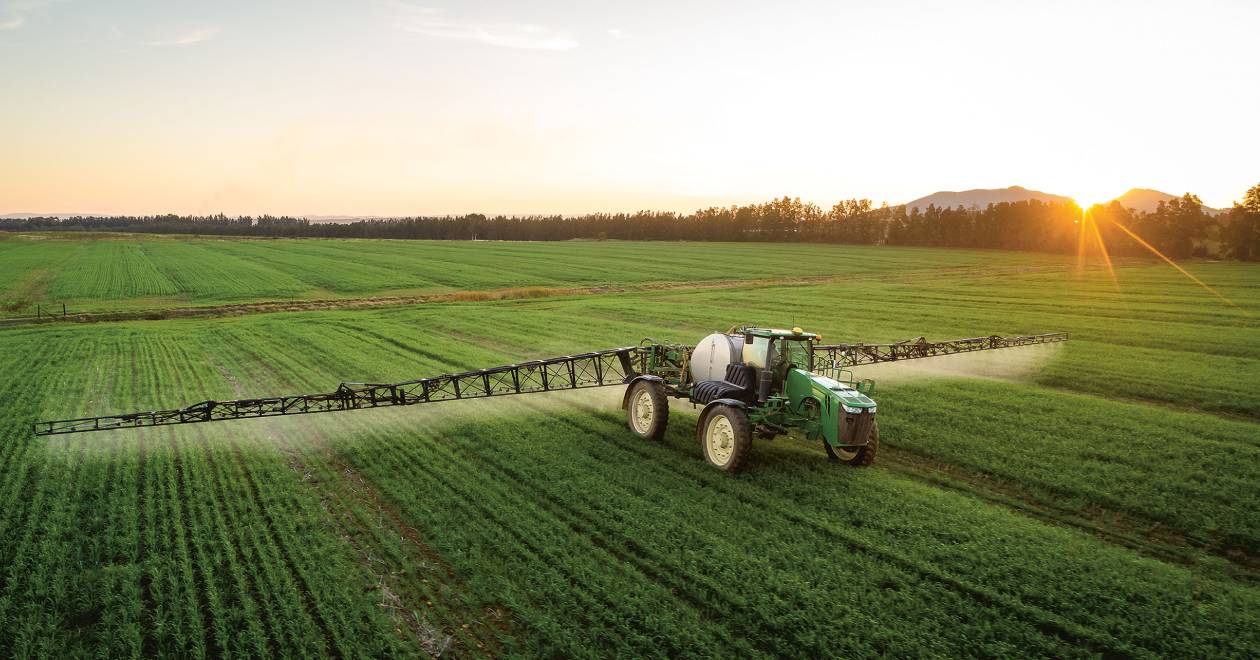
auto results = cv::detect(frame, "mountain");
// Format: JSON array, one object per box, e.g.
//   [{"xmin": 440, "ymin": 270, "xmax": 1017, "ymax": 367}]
[
  {"xmin": 1112, "ymin": 188, "xmax": 1224, "ymax": 215},
  {"xmin": 902, "ymin": 186, "xmax": 1225, "ymax": 215},
  {"xmin": 1113, "ymin": 189, "xmax": 1176, "ymax": 214},
  {"xmin": 1, "ymin": 212, "xmax": 110, "ymax": 219},
  {"xmin": 903, "ymin": 186, "xmax": 1072, "ymax": 211}
]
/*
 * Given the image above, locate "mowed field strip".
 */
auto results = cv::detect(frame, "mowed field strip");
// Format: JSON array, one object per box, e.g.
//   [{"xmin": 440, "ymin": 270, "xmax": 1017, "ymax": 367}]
[
  {"xmin": 1, "ymin": 233, "xmax": 1096, "ymax": 316},
  {"xmin": 1, "ymin": 237, "xmax": 1257, "ymax": 656}
]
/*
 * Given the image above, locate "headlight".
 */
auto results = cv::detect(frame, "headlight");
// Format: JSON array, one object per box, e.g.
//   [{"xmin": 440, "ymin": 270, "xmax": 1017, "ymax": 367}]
[{"xmin": 842, "ymin": 404, "xmax": 873, "ymax": 415}]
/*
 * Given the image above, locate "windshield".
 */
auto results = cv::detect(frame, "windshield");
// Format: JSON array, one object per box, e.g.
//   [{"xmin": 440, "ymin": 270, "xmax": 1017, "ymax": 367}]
[{"xmin": 780, "ymin": 338, "xmax": 813, "ymax": 371}]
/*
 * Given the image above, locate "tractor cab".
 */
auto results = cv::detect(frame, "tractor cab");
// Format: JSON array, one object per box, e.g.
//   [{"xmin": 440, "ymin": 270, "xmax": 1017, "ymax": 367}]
[
  {"xmin": 687, "ymin": 326, "xmax": 819, "ymax": 405},
  {"xmin": 740, "ymin": 326, "xmax": 817, "ymax": 370},
  {"xmin": 739, "ymin": 327, "xmax": 819, "ymax": 400}
]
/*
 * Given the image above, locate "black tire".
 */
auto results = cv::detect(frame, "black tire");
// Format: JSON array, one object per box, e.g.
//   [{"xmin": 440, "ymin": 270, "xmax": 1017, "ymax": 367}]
[
  {"xmin": 698, "ymin": 404, "xmax": 752, "ymax": 472},
  {"xmin": 825, "ymin": 421, "xmax": 879, "ymax": 467},
  {"xmin": 626, "ymin": 380, "xmax": 669, "ymax": 440}
]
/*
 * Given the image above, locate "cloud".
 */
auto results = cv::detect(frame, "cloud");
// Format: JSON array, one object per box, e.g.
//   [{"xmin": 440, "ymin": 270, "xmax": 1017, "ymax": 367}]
[
  {"xmin": 142, "ymin": 27, "xmax": 218, "ymax": 47},
  {"xmin": 8, "ymin": 0, "xmax": 61, "ymax": 11},
  {"xmin": 0, "ymin": 0, "xmax": 61, "ymax": 30},
  {"xmin": 391, "ymin": 3, "xmax": 577, "ymax": 51},
  {"xmin": 607, "ymin": 28, "xmax": 624, "ymax": 39}
]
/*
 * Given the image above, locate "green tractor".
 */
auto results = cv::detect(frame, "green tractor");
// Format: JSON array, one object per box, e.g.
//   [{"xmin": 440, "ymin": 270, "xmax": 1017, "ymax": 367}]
[{"xmin": 623, "ymin": 327, "xmax": 878, "ymax": 472}]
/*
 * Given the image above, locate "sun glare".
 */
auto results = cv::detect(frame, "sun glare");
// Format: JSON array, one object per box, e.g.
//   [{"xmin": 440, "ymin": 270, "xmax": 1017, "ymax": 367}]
[
  {"xmin": 1076, "ymin": 205, "xmax": 1122, "ymax": 295},
  {"xmin": 1074, "ymin": 203, "xmax": 1250, "ymax": 317},
  {"xmin": 1073, "ymin": 196, "xmax": 1105, "ymax": 210}
]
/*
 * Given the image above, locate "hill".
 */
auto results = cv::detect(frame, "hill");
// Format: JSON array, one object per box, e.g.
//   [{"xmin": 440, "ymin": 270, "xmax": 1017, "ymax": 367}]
[
  {"xmin": 904, "ymin": 186, "xmax": 1072, "ymax": 211},
  {"xmin": 1113, "ymin": 188, "xmax": 1224, "ymax": 215}
]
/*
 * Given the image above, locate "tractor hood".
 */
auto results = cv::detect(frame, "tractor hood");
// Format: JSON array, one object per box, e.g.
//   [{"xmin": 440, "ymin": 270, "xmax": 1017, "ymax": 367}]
[
  {"xmin": 808, "ymin": 374, "xmax": 877, "ymax": 412},
  {"xmin": 782, "ymin": 368, "xmax": 877, "ymax": 448}
]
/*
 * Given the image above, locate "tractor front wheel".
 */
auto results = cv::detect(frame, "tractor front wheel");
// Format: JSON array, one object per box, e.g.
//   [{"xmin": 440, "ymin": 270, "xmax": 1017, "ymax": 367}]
[
  {"xmin": 825, "ymin": 421, "xmax": 879, "ymax": 466},
  {"xmin": 699, "ymin": 404, "xmax": 751, "ymax": 472},
  {"xmin": 626, "ymin": 380, "xmax": 668, "ymax": 440}
]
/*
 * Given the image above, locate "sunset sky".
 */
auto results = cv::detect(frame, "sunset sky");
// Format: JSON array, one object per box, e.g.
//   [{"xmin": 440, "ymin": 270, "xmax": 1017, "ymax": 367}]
[{"xmin": 2, "ymin": 0, "xmax": 1257, "ymax": 216}]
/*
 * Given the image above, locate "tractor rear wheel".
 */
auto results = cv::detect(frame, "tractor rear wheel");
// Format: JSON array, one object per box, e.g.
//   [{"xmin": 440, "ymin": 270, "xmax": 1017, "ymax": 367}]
[
  {"xmin": 626, "ymin": 380, "xmax": 668, "ymax": 440},
  {"xmin": 699, "ymin": 404, "xmax": 751, "ymax": 472},
  {"xmin": 825, "ymin": 421, "xmax": 879, "ymax": 466}
]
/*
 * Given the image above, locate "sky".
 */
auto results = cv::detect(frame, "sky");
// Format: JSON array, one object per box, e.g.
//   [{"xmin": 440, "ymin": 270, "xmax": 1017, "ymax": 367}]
[{"xmin": 1, "ymin": 0, "xmax": 1257, "ymax": 216}]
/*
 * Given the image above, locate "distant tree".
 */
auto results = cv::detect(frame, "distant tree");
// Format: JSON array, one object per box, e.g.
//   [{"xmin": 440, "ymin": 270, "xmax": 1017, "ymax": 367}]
[
  {"xmin": 1092, "ymin": 201, "xmax": 1136, "ymax": 255},
  {"xmin": 1245, "ymin": 183, "xmax": 1260, "ymax": 212},
  {"xmin": 1, "ymin": 192, "xmax": 1249, "ymax": 258},
  {"xmin": 1223, "ymin": 182, "xmax": 1260, "ymax": 260},
  {"xmin": 1134, "ymin": 193, "xmax": 1210, "ymax": 258},
  {"xmin": 824, "ymin": 199, "xmax": 876, "ymax": 243}
]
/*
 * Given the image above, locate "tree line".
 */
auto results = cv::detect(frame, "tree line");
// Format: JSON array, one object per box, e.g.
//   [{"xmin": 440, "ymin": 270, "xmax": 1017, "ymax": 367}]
[{"xmin": 5, "ymin": 182, "xmax": 1258, "ymax": 260}]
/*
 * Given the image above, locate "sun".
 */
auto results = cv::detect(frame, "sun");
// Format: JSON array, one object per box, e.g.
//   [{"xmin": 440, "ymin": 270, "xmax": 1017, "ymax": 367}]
[{"xmin": 1070, "ymin": 187, "xmax": 1120, "ymax": 210}]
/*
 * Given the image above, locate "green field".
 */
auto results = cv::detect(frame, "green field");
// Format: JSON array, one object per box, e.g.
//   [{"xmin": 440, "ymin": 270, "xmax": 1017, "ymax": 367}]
[
  {"xmin": 1, "ymin": 233, "xmax": 1082, "ymax": 315},
  {"xmin": 1, "ymin": 237, "xmax": 1258, "ymax": 657}
]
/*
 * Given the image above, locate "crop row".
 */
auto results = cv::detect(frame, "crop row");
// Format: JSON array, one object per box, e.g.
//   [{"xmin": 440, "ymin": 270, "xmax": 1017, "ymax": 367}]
[
  {"xmin": 46, "ymin": 242, "xmax": 182, "ymax": 300},
  {"xmin": 0, "ymin": 332, "xmax": 425, "ymax": 656}
]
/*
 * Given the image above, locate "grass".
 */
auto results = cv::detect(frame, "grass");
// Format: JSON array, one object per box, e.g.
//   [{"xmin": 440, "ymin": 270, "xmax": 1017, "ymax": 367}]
[
  {"xmin": 0, "ymin": 232, "xmax": 1083, "ymax": 315},
  {"xmin": 0, "ymin": 237, "xmax": 1257, "ymax": 656}
]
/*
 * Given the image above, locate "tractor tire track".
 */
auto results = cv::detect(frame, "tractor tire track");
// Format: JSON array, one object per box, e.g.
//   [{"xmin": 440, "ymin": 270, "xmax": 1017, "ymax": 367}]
[
  {"xmin": 206, "ymin": 350, "xmax": 501, "ymax": 655},
  {"xmin": 1034, "ymin": 381, "xmax": 1260, "ymax": 426},
  {"xmin": 562, "ymin": 411, "xmax": 1143, "ymax": 658},
  {"xmin": 421, "ymin": 426, "xmax": 796, "ymax": 657},
  {"xmin": 169, "ymin": 342, "xmax": 346, "ymax": 655},
  {"xmin": 508, "ymin": 413, "xmax": 1120, "ymax": 655},
  {"xmin": 304, "ymin": 450, "xmax": 490, "ymax": 657},
  {"xmin": 394, "ymin": 460, "xmax": 626, "ymax": 645},
  {"xmin": 349, "ymin": 428, "xmax": 728, "ymax": 654},
  {"xmin": 879, "ymin": 446, "xmax": 1259, "ymax": 579}
]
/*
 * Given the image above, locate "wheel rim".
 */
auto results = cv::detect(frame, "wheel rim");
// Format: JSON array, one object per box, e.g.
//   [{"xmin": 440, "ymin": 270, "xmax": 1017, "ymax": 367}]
[
  {"xmin": 631, "ymin": 389, "xmax": 654, "ymax": 434},
  {"xmin": 706, "ymin": 414, "xmax": 735, "ymax": 466},
  {"xmin": 830, "ymin": 443, "xmax": 859, "ymax": 461}
]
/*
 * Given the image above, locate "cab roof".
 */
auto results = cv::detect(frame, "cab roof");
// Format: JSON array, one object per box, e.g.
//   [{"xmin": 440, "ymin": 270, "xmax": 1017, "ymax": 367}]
[{"xmin": 742, "ymin": 327, "xmax": 820, "ymax": 340}]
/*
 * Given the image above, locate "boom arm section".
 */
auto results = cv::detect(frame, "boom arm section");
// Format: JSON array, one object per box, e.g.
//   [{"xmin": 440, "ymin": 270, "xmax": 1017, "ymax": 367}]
[
  {"xmin": 812, "ymin": 332, "xmax": 1067, "ymax": 371},
  {"xmin": 33, "ymin": 332, "xmax": 1067, "ymax": 437},
  {"xmin": 34, "ymin": 347, "xmax": 642, "ymax": 436}
]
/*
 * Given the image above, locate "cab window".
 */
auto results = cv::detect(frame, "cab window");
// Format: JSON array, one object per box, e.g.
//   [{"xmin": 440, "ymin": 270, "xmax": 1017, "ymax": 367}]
[{"xmin": 780, "ymin": 338, "xmax": 813, "ymax": 371}]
